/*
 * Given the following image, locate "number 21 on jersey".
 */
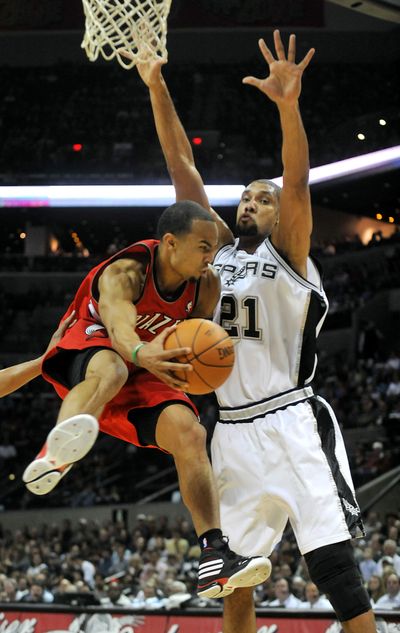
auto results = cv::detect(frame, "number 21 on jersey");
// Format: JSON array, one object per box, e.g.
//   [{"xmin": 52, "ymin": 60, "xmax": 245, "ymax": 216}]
[{"xmin": 220, "ymin": 294, "xmax": 262, "ymax": 340}]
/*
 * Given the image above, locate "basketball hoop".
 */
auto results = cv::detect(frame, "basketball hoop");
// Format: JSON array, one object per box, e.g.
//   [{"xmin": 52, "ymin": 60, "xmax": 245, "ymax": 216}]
[{"xmin": 80, "ymin": 0, "xmax": 172, "ymax": 70}]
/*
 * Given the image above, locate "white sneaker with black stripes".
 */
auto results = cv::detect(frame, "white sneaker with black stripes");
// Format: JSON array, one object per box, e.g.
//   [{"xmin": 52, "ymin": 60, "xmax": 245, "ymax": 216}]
[{"xmin": 197, "ymin": 537, "xmax": 271, "ymax": 599}]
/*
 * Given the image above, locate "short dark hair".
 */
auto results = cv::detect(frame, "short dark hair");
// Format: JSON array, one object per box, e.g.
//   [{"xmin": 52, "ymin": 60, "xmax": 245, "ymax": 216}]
[
  {"xmin": 247, "ymin": 179, "xmax": 282, "ymax": 202},
  {"xmin": 157, "ymin": 200, "xmax": 213, "ymax": 238}
]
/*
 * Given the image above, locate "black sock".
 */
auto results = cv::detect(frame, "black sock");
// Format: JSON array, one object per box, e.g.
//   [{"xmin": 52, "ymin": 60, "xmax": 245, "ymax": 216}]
[{"xmin": 198, "ymin": 528, "xmax": 224, "ymax": 550}]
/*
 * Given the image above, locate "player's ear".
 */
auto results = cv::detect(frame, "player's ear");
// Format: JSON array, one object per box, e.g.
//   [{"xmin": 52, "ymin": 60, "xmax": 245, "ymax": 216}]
[{"xmin": 163, "ymin": 232, "xmax": 177, "ymax": 249}]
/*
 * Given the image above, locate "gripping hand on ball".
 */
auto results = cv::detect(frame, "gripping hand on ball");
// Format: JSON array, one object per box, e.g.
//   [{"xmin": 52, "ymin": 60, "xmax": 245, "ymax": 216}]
[{"xmin": 136, "ymin": 325, "xmax": 192, "ymax": 391}]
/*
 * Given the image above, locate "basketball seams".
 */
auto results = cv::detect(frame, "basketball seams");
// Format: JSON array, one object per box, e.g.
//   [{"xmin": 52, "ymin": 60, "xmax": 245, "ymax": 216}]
[
  {"xmin": 191, "ymin": 318, "xmax": 206, "ymax": 357},
  {"xmin": 192, "ymin": 321, "xmax": 234, "ymax": 367},
  {"xmin": 192, "ymin": 321, "xmax": 230, "ymax": 359},
  {"xmin": 172, "ymin": 328, "xmax": 189, "ymax": 382},
  {"xmin": 190, "ymin": 365, "xmax": 217, "ymax": 392},
  {"xmin": 164, "ymin": 318, "xmax": 234, "ymax": 394}
]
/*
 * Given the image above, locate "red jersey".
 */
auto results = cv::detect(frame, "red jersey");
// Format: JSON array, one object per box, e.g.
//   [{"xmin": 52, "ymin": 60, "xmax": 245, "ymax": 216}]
[
  {"xmin": 42, "ymin": 239, "xmax": 200, "ymax": 449},
  {"xmin": 55, "ymin": 239, "xmax": 199, "ymax": 347}
]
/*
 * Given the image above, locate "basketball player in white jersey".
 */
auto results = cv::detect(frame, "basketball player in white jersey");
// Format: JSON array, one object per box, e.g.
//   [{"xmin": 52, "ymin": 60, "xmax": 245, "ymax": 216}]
[{"xmin": 135, "ymin": 30, "xmax": 376, "ymax": 633}]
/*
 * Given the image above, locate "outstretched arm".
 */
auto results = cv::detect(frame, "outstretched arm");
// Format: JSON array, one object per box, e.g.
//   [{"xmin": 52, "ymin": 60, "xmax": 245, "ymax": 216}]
[
  {"xmin": 128, "ymin": 54, "xmax": 234, "ymax": 249},
  {"xmin": 243, "ymin": 31, "xmax": 315, "ymax": 277},
  {"xmin": 0, "ymin": 311, "xmax": 76, "ymax": 398}
]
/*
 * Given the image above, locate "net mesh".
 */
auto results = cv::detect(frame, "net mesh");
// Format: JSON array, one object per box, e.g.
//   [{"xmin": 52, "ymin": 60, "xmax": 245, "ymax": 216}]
[{"xmin": 81, "ymin": 0, "xmax": 172, "ymax": 69}]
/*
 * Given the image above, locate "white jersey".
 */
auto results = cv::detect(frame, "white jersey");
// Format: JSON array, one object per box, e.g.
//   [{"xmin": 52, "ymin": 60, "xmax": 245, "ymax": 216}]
[{"xmin": 213, "ymin": 237, "xmax": 329, "ymax": 411}]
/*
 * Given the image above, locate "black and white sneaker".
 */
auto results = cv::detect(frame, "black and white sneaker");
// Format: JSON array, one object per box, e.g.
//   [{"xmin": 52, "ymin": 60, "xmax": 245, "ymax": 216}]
[{"xmin": 197, "ymin": 537, "xmax": 271, "ymax": 599}]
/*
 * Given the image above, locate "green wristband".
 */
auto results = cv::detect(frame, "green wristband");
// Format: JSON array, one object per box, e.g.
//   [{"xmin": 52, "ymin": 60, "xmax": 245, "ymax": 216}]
[{"xmin": 131, "ymin": 342, "xmax": 146, "ymax": 366}]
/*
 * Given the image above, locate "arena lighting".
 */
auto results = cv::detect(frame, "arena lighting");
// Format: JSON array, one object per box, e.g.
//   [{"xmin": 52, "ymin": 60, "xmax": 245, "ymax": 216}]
[{"xmin": 0, "ymin": 146, "xmax": 399, "ymax": 207}]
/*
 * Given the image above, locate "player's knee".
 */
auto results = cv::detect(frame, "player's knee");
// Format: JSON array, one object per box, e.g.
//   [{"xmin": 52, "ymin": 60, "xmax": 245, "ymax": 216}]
[
  {"xmin": 304, "ymin": 541, "xmax": 371, "ymax": 622},
  {"xmin": 104, "ymin": 363, "xmax": 128, "ymax": 393},
  {"xmin": 87, "ymin": 356, "xmax": 128, "ymax": 396},
  {"xmin": 169, "ymin": 410, "xmax": 206, "ymax": 456}
]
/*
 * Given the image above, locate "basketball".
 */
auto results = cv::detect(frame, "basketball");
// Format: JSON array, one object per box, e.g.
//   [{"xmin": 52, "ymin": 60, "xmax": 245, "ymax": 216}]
[{"xmin": 164, "ymin": 319, "xmax": 235, "ymax": 395}]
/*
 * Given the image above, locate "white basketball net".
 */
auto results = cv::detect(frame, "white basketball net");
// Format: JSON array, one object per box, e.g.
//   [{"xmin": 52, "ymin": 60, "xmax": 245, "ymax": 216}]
[{"xmin": 81, "ymin": 0, "xmax": 172, "ymax": 69}]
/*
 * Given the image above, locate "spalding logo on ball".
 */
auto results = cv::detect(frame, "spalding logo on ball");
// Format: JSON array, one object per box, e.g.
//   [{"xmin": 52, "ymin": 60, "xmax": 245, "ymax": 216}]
[{"xmin": 164, "ymin": 318, "xmax": 235, "ymax": 394}]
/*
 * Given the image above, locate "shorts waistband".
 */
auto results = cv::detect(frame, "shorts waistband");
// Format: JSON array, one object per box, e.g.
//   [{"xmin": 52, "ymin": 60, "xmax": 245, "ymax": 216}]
[{"xmin": 219, "ymin": 386, "xmax": 314, "ymax": 423}]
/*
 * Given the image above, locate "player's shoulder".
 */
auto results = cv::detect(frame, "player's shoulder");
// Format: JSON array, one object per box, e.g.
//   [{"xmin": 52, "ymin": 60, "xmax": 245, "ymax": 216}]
[{"xmin": 104, "ymin": 257, "xmax": 145, "ymax": 276}]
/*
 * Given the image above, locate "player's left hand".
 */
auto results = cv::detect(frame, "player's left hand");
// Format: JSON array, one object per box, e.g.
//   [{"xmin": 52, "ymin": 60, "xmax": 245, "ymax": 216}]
[
  {"xmin": 243, "ymin": 30, "xmax": 315, "ymax": 106},
  {"xmin": 45, "ymin": 310, "xmax": 77, "ymax": 353}
]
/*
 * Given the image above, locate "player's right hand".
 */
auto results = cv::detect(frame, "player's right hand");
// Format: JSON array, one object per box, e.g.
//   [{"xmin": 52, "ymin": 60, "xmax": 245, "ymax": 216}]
[
  {"xmin": 136, "ymin": 326, "xmax": 192, "ymax": 390},
  {"xmin": 118, "ymin": 47, "xmax": 166, "ymax": 88}
]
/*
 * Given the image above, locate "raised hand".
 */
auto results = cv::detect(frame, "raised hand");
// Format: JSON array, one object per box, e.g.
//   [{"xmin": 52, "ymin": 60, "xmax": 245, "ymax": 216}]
[
  {"xmin": 243, "ymin": 30, "xmax": 315, "ymax": 106},
  {"xmin": 136, "ymin": 325, "xmax": 192, "ymax": 391},
  {"xmin": 118, "ymin": 46, "xmax": 166, "ymax": 87},
  {"xmin": 45, "ymin": 310, "xmax": 77, "ymax": 353}
]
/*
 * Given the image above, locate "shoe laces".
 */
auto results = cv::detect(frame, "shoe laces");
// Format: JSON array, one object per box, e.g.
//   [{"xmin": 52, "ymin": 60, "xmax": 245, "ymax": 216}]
[{"xmin": 219, "ymin": 535, "xmax": 239, "ymax": 560}]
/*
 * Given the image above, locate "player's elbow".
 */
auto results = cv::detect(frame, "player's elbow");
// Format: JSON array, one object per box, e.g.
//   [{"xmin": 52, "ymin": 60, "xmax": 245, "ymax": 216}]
[{"xmin": 168, "ymin": 160, "xmax": 198, "ymax": 183}]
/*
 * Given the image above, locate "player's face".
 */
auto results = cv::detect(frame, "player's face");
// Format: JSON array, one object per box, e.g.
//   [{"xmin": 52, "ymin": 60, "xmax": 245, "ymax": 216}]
[
  {"xmin": 171, "ymin": 219, "xmax": 218, "ymax": 280},
  {"xmin": 236, "ymin": 181, "xmax": 279, "ymax": 238}
]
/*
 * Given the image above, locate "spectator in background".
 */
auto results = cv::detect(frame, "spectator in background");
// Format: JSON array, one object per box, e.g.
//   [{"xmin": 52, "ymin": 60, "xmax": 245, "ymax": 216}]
[
  {"xmin": 163, "ymin": 579, "xmax": 192, "ymax": 609},
  {"xmin": 130, "ymin": 579, "xmax": 164, "ymax": 610},
  {"xmin": 366, "ymin": 574, "xmax": 385, "ymax": 608},
  {"xmin": 15, "ymin": 576, "xmax": 29, "ymax": 601},
  {"xmin": 302, "ymin": 581, "xmax": 333, "ymax": 610},
  {"xmin": 26, "ymin": 553, "xmax": 48, "ymax": 578},
  {"xmin": 376, "ymin": 539, "xmax": 400, "ymax": 576},
  {"xmin": 291, "ymin": 576, "xmax": 306, "ymax": 602},
  {"xmin": 19, "ymin": 581, "xmax": 53, "ymax": 604},
  {"xmin": 0, "ymin": 577, "xmax": 17, "ymax": 602},
  {"xmin": 369, "ymin": 532, "xmax": 384, "ymax": 562},
  {"xmin": 261, "ymin": 578, "xmax": 302, "ymax": 608},
  {"xmin": 100, "ymin": 581, "xmax": 133, "ymax": 607},
  {"xmin": 374, "ymin": 573, "xmax": 400, "ymax": 609},
  {"xmin": 359, "ymin": 547, "xmax": 379, "ymax": 583},
  {"xmin": 386, "ymin": 372, "xmax": 400, "ymax": 399}
]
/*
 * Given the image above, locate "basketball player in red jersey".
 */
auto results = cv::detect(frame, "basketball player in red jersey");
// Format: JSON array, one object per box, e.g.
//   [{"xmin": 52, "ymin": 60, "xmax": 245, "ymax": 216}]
[
  {"xmin": 133, "ymin": 30, "xmax": 376, "ymax": 633},
  {"xmin": 22, "ymin": 199, "xmax": 271, "ymax": 599}
]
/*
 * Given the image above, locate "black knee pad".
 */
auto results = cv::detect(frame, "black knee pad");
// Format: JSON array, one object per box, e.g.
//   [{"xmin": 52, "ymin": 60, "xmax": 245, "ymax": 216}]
[{"xmin": 304, "ymin": 541, "xmax": 371, "ymax": 622}]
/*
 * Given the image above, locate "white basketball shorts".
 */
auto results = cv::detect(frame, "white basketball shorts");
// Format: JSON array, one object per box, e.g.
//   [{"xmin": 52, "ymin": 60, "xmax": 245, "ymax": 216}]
[{"xmin": 211, "ymin": 395, "xmax": 365, "ymax": 557}]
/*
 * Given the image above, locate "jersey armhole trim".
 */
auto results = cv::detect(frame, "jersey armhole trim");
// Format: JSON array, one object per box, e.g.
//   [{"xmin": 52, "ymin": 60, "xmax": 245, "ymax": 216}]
[
  {"xmin": 213, "ymin": 241, "xmax": 236, "ymax": 262},
  {"xmin": 266, "ymin": 238, "xmax": 322, "ymax": 292}
]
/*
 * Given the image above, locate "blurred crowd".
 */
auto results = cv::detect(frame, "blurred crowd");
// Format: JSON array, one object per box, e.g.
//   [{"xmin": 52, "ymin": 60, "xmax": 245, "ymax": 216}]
[
  {"xmin": 0, "ymin": 60, "xmax": 398, "ymax": 185},
  {"xmin": 0, "ymin": 511, "xmax": 399, "ymax": 611}
]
